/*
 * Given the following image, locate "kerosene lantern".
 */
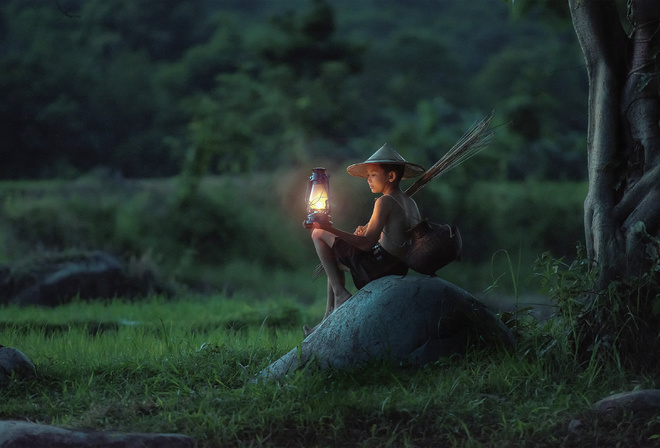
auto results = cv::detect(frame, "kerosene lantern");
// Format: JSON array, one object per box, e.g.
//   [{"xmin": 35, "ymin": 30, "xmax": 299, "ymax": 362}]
[{"xmin": 303, "ymin": 167, "xmax": 332, "ymax": 229}]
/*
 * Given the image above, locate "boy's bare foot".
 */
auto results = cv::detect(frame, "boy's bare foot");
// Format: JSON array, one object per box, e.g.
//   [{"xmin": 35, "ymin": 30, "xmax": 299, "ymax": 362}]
[{"xmin": 303, "ymin": 325, "xmax": 313, "ymax": 336}]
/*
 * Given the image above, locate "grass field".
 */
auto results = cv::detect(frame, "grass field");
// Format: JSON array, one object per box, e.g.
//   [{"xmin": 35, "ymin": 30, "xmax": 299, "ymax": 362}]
[
  {"xmin": 1, "ymin": 175, "xmax": 657, "ymax": 446},
  {"xmin": 2, "ymin": 291, "xmax": 659, "ymax": 447}
]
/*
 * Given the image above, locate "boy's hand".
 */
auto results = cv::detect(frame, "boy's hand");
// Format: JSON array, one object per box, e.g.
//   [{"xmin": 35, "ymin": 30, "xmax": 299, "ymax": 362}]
[
  {"xmin": 354, "ymin": 225, "xmax": 367, "ymax": 236},
  {"xmin": 311, "ymin": 221, "xmax": 332, "ymax": 230}
]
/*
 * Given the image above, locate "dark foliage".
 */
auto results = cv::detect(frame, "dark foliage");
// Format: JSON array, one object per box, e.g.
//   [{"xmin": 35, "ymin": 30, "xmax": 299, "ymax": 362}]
[{"xmin": 0, "ymin": 0, "xmax": 586, "ymax": 180}]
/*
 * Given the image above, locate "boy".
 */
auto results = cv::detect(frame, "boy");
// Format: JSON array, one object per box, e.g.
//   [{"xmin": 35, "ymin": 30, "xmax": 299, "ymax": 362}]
[{"xmin": 304, "ymin": 144, "xmax": 424, "ymax": 336}]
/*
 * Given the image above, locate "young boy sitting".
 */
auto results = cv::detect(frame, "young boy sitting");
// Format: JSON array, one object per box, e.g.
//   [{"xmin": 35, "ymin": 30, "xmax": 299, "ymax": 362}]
[{"xmin": 303, "ymin": 144, "xmax": 424, "ymax": 336}]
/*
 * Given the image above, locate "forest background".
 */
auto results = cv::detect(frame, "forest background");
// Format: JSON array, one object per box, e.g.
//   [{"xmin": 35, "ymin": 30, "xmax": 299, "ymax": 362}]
[{"xmin": 0, "ymin": 0, "xmax": 589, "ymax": 300}]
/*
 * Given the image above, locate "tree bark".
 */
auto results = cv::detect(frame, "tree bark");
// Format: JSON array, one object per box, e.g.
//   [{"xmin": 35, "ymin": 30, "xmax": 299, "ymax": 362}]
[
  {"xmin": 570, "ymin": 0, "xmax": 660, "ymax": 287},
  {"xmin": 569, "ymin": 0, "xmax": 660, "ymax": 369},
  {"xmin": 569, "ymin": 0, "xmax": 627, "ymax": 286}
]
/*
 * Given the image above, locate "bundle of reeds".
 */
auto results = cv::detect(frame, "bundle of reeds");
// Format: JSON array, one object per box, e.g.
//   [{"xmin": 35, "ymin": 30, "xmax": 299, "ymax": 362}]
[
  {"xmin": 405, "ymin": 112, "xmax": 495, "ymax": 197},
  {"xmin": 400, "ymin": 112, "xmax": 495, "ymax": 275}
]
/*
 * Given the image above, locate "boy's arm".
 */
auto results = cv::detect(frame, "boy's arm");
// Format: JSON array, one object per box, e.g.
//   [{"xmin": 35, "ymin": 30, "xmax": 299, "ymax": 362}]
[{"xmin": 315, "ymin": 196, "xmax": 392, "ymax": 251}]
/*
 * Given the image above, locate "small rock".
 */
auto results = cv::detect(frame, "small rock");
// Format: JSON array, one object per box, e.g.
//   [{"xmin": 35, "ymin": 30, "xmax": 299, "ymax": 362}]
[
  {"xmin": 0, "ymin": 420, "xmax": 195, "ymax": 448},
  {"xmin": 0, "ymin": 346, "xmax": 36, "ymax": 385},
  {"xmin": 568, "ymin": 418, "xmax": 583, "ymax": 433},
  {"xmin": 594, "ymin": 389, "xmax": 660, "ymax": 414}
]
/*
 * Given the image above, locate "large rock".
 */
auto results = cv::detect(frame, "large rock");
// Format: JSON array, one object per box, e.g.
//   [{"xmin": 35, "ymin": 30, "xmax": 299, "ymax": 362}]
[
  {"xmin": 255, "ymin": 275, "xmax": 515, "ymax": 382},
  {"xmin": 567, "ymin": 389, "xmax": 660, "ymax": 436},
  {"xmin": 0, "ymin": 251, "xmax": 169, "ymax": 307},
  {"xmin": 0, "ymin": 346, "xmax": 36, "ymax": 385},
  {"xmin": 0, "ymin": 420, "xmax": 195, "ymax": 448}
]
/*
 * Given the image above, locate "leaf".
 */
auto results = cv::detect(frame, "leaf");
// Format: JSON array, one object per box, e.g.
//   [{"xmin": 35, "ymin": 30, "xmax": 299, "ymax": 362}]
[{"xmin": 652, "ymin": 297, "xmax": 660, "ymax": 316}]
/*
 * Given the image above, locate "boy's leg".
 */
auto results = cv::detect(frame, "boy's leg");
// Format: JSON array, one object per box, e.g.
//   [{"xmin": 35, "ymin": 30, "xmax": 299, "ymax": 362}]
[
  {"xmin": 303, "ymin": 268, "xmax": 347, "ymax": 337},
  {"xmin": 323, "ymin": 279, "xmax": 335, "ymax": 319},
  {"xmin": 311, "ymin": 229, "xmax": 352, "ymax": 304},
  {"xmin": 304, "ymin": 230, "xmax": 352, "ymax": 336}
]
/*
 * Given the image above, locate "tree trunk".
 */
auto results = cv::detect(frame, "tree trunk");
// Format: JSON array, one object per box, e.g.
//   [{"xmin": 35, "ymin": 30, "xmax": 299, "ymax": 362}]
[{"xmin": 569, "ymin": 0, "xmax": 660, "ymax": 368}]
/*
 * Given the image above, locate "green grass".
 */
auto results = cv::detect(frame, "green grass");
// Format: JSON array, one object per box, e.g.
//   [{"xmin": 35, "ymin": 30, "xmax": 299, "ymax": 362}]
[
  {"xmin": 0, "ymin": 175, "xmax": 656, "ymax": 446},
  {"xmin": 2, "ymin": 293, "xmax": 659, "ymax": 447}
]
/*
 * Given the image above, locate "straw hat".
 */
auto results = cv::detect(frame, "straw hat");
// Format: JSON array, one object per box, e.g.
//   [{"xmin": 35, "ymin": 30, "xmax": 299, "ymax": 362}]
[{"xmin": 346, "ymin": 144, "xmax": 425, "ymax": 179}]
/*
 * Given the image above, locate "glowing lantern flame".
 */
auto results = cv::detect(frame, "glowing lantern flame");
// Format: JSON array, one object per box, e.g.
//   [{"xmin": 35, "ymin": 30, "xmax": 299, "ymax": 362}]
[
  {"xmin": 308, "ymin": 184, "xmax": 328, "ymax": 211},
  {"xmin": 303, "ymin": 167, "xmax": 332, "ymax": 228}
]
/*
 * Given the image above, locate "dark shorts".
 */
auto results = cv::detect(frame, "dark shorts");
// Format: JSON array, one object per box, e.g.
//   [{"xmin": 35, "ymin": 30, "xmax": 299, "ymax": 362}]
[{"xmin": 332, "ymin": 239, "xmax": 409, "ymax": 290}]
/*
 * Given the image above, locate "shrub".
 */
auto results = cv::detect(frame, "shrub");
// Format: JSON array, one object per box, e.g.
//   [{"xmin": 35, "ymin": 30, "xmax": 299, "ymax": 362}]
[{"xmin": 0, "ymin": 174, "xmax": 588, "ymax": 296}]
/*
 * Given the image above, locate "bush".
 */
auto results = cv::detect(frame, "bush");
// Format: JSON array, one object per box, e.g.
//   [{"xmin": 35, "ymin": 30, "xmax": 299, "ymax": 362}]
[
  {"xmin": 0, "ymin": 174, "xmax": 588, "ymax": 296},
  {"xmin": 2, "ymin": 188, "xmax": 119, "ymax": 254}
]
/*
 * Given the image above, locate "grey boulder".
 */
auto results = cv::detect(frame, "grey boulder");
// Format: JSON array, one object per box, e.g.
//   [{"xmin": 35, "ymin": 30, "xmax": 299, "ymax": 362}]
[{"xmin": 255, "ymin": 275, "xmax": 515, "ymax": 382}]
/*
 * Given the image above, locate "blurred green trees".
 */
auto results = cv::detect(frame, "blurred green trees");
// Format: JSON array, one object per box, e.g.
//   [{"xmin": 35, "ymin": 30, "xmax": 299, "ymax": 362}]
[{"xmin": 0, "ymin": 0, "xmax": 586, "ymax": 181}]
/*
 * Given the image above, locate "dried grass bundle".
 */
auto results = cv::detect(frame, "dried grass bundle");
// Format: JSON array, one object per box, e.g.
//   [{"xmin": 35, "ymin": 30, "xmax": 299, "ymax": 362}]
[
  {"xmin": 400, "ymin": 112, "xmax": 495, "ymax": 275},
  {"xmin": 405, "ymin": 112, "xmax": 495, "ymax": 197}
]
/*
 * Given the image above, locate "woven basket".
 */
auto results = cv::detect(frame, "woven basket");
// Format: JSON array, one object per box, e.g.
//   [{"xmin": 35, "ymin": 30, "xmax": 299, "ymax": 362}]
[{"xmin": 403, "ymin": 220, "xmax": 462, "ymax": 275}]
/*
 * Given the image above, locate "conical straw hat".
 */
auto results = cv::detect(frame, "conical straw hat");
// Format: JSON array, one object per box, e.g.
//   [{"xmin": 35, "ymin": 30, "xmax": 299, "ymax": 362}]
[{"xmin": 346, "ymin": 144, "xmax": 425, "ymax": 179}]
